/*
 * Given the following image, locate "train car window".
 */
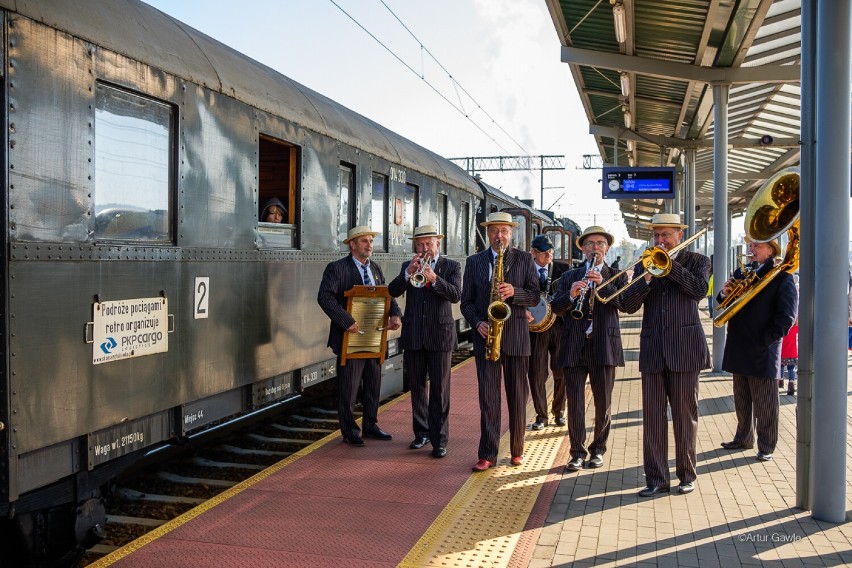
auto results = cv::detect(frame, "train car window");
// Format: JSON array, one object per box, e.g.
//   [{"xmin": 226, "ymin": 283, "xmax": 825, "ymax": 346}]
[
  {"xmin": 512, "ymin": 216, "xmax": 528, "ymax": 251},
  {"xmin": 404, "ymin": 183, "xmax": 419, "ymax": 242},
  {"xmin": 461, "ymin": 201, "xmax": 470, "ymax": 255},
  {"xmin": 258, "ymin": 135, "xmax": 299, "ymax": 248},
  {"xmin": 548, "ymin": 231, "xmax": 564, "ymax": 260},
  {"xmin": 371, "ymin": 172, "xmax": 389, "ymax": 252},
  {"xmin": 338, "ymin": 163, "xmax": 356, "ymax": 250},
  {"xmin": 437, "ymin": 193, "xmax": 447, "ymax": 254},
  {"xmin": 94, "ymin": 84, "xmax": 173, "ymax": 242}
]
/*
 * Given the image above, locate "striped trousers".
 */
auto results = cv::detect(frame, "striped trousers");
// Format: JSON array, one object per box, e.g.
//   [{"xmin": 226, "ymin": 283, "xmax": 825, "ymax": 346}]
[
  {"xmin": 564, "ymin": 338, "xmax": 615, "ymax": 459},
  {"xmin": 337, "ymin": 357, "xmax": 382, "ymax": 439},
  {"xmin": 641, "ymin": 369, "xmax": 699, "ymax": 486},
  {"xmin": 405, "ymin": 349, "xmax": 452, "ymax": 448},
  {"xmin": 528, "ymin": 321, "xmax": 566, "ymax": 422},
  {"xmin": 731, "ymin": 374, "xmax": 779, "ymax": 454},
  {"xmin": 475, "ymin": 355, "xmax": 529, "ymax": 461}
]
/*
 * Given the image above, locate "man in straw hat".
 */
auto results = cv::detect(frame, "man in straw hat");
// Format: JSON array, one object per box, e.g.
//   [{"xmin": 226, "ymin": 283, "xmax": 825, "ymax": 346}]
[
  {"xmin": 716, "ymin": 238, "xmax": 797, "ymax": 462},
  {"xmin": 620, "ymin": 213, "xmax": 711, "ymax": 496},
  {"xmin": 551, "ymin": 225, "xmax": 627, "ymax": 472},
  {"xmin": 388, "ymin": 225, "xmax": 461, "ymax": 459},
  {"xmin": 526, "ymin": 234, "xmax": 569, "ymax": 432},
  {"xmin": 461, "ymin": 212, "xmax": 540, "ymax": 471},
  {"xmin": 317, "ymin": 226, "xmax": 401, "ymax": 446}
]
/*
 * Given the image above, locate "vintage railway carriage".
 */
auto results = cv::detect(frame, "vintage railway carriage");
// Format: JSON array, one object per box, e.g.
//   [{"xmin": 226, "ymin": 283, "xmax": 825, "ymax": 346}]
[{"xmin": 0, "ymin": 0, "xmax": 482, "ymax": 563}]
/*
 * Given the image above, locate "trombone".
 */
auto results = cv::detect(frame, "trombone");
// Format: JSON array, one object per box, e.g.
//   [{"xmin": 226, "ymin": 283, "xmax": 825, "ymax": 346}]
[{"xmin": 594, "ymin": 228, "xmax": 708, "ymax": 304}]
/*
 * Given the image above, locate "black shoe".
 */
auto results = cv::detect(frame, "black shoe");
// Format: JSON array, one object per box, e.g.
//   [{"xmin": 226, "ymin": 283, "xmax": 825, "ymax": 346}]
[
  {"xmin": 678, "ymin": 482, "xmax": 696, "ymax": 494},
  {"xmin": 565, "ymin": 457, "xmax": 583, "ymax": 472},
  {"xmin": 530, "ymin": 420, "xmax": 546, "ymax": 431},
  {"xmin": 638, "ymin": 485, "xmax": 670, "ymax": 497},
  {"xmin": 756, "ymin": 451, "xmax": 773, "ymax": 461},
  {"xmin": 343, "ymin": 436, "xmax": 365, "ymax": 447},
  {"xmin": 720, "ymin": 440, "xmax": 753, "ymax": 450},
  {"xmin": 586, "ymin": 454, "xmax": 604, "ymax": 468},
  {"xmin": 787, "ymin": 386, "xmax": 796, "ymax": 396},
  {"xmin": 409, "ymin": 437, "xmax": 430, "ymax": 449},
  {"xmin": 362, "ymin": 427, "xmax": 393, "ymax": 441},
  {"xmin": 555, "ymin": 416, "xmax": 567, "ymax": 427},
  {"xmin": 431, "ymin": 446, "xmax": 447, "ymax": 458}
]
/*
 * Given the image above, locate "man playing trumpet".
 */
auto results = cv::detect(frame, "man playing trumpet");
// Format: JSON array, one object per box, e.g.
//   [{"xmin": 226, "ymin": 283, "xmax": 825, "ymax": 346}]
[
  {"xmin": 388, "ymin": 225, "xmax": 461, "ymax": 459},
  {"xmin": 551, "ymin": 226, "xmax": 626, "ymax": 472}
]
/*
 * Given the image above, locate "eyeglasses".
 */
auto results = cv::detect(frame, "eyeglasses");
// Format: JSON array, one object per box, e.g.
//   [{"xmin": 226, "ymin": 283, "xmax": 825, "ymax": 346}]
[
  {"xmin": 487, "ymin": 228, "xmax": 512, "ymax": 236},
  {"xmin": 583, "ymin": 240, "xmax": 609, "ymax": 247},
  {"xmin": 653, "ymin": 231, "xmax": 678, "ymax": 239}
]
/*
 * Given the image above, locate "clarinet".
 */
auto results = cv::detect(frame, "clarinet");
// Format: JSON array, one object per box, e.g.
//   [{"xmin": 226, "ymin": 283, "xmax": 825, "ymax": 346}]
[{"xmin": 569, "ymin": 253, "xmax": 600, "ymax": 320}]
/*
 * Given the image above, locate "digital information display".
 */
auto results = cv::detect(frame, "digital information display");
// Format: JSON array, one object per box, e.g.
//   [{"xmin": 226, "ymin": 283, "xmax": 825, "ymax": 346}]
[{"xmin": 602, "ymin": 167, "xmax": 676, "ymax": 200}]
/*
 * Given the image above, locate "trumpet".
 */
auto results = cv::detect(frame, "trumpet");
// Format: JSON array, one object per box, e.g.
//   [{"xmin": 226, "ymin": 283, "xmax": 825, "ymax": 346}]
[
  {"xmin": 410, "ymin": 253, "xmax": 433, "ymax": 288},
  {"xmin": 570, "ymin": 253, "xmax": 600, "ymax": 320}
]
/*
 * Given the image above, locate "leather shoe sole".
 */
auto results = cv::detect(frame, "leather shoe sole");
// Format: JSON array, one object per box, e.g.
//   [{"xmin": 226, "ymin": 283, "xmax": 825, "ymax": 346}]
[
  {"xmin": 343, "ymin": 436, "xmax": 365, "ymax": 447},
  {"xmin": 638, "ymin": 485, "xmax": 670, "ymax": 497},
  {"xmin": 432, "ymin": 447, "xmax": 447, "ymax": 458},
  {"xmin": 363, "ymin": 429, "xmax": 393, "ymax": 441},
  {"xmin": 720, "ymin": 441, "xmax": 753, "ymax": 450},
  {"xmin": 409, "ymin": 437, "xmax": 430, "ymax": 449}
]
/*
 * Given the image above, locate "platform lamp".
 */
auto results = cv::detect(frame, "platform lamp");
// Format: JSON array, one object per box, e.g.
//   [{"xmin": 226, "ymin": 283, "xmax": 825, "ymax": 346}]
[
  {"xmin": 619, "ymin": 72, "xmax": 630, "ymax": 97},
  {"xmin": 612, "ymin": 1, "xmax": 627, "ymax": 44},
  {"xmin": 623, "ymin": 109, "xmax": 632, "ymax": 129}
]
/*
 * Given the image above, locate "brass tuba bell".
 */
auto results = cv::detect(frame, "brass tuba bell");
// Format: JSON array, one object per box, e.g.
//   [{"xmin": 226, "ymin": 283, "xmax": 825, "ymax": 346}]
[{"xmin": 712, "ymin": 167, "xmax": 800, "ymax": 327}]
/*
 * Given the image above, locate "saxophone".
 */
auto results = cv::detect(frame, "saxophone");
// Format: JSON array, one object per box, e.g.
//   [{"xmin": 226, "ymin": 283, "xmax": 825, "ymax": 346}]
[{"xmin": 485, "ymin": 243, "xmax": 511, "ymax": 361}]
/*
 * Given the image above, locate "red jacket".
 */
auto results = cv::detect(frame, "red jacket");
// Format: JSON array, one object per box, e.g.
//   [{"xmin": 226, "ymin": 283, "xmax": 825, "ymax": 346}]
[{"xmin": 781, "ymin": 324, "xmax": 798, "ymax": 359}]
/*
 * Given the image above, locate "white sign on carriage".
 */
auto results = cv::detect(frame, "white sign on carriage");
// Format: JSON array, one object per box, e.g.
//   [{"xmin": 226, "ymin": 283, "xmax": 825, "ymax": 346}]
[{"xmin": 92, "ymin": 297, "xmax": 169, "ymax": 364}]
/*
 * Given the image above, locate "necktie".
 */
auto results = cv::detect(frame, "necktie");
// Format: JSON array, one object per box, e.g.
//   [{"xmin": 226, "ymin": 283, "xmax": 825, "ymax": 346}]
[
  {"xmin": 361, "ymin": 263, "xmax": 371, "ymax": 285},
  {"xmin": 539, "ymin": 267, "xmax": 547, "ymax": 287}
]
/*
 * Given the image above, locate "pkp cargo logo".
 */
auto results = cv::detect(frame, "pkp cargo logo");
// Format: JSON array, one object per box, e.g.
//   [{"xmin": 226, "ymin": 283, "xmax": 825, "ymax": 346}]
[{"xmin": 100, "ymin": 337, "xmax": 117, "ymax": 354}]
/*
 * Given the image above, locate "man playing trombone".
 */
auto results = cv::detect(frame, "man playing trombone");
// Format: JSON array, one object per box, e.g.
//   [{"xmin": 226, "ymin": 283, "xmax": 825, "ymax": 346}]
[
  {"xmin": 620, "ymin": 213, "xmax": 710, "ymax": 496},
  {"xmin": 551, "ymin": 226, "xmax": 626, "ymax": 472},
  {"xmin": 388, "ymin": 225, "xmax": 461, "ymax": 459}
]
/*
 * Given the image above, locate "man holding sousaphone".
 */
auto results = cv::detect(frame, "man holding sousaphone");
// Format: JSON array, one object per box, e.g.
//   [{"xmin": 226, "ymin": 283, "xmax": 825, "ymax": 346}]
[
  {"xmin": 525, "ymin": 234, "xmax": 569, "ymax": 431},
  {"xmin": 550, "ymin": 226, "xmax": 626, "ymax": 472},
  {"xmin": 620, "ymin": 213, "xmax": 711, "ymax": 497},
  {"xmin": 317, "ymin": 226, "xmax": 402, "ymax": 447}
]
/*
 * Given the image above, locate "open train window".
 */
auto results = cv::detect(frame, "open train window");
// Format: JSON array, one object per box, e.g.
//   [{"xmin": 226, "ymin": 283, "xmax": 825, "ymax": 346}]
[
  {"xmin": 258, "ymin": 135, "xmax": 299, "ymax": 248},
  {"xmin": 94, "ymin": 83, "xmax": 173, "ymax": 243},
  {"xmin": 371, "ymin": 173, "xmax": 388, "ymax": 252}
]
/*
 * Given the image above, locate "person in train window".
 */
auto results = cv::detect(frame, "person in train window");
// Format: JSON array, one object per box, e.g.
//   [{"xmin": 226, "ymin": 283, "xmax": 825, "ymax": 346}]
[
  {"xmin": 261, "ymin": 197, "xmax": 287, "ymax": 223},
  {"xmin": 550, "ymin": 226, "xmax": 626, "ymax": 472},
  {"xmin": 317, "ymin": 226, "xmax": 402, "ymax": 446},
  {"xmin": 525, "ymin": 235, "xmax": 568, "ymax": 432},
  {"xmin": 461, "ymin": 212, "xmax": 540, "ymax": 471},
  {"xmin": 620, "ymin": 213, "xmax": 711, "ymax": 497},
  {"xmin": 387, "ymin": 225, "xmax": 461, "ymax": 459},
  {"xmin": 717, "ymin": 239, "xmax": 797, "ymax": 462}
]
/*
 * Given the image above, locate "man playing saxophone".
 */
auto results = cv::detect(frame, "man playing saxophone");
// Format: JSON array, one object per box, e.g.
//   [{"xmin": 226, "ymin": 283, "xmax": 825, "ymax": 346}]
[
  {"xmin": 551, "ymin": 226, "xmax": 626, "ymax": 472},
  {"xmin": 461, "ymin": 212, "xmax": 539, "ymax": 471}
]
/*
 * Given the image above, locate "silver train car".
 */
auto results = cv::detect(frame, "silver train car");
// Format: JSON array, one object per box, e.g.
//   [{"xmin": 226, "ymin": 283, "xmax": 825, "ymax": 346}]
[{"xmin": 0, "ymin": 1, "xmax": 487, "ymax": 564}]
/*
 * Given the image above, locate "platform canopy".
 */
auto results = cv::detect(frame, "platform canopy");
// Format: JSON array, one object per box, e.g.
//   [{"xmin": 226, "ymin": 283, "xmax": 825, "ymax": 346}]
[{"xmin": 546, "ymin": 0, "xmax": 803, "ymax": 240}]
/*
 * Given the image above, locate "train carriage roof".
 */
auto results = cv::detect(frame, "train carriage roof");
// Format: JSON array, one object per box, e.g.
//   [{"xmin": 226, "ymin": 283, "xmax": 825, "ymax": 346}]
[
  {"xmin": 0, "ymin": 0, "xmax": 482, "ymax": 198},
  {"xmin": 476, "ymin": 179, "xmax": 552, "ymax": 226}
]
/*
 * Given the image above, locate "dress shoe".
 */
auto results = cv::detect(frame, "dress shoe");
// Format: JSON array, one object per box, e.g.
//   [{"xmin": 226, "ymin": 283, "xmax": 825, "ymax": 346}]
[
  {"xmin": 720, "ymin": 440, "xmax": 753, "ymax": 450},
  {"xmin": 343, "ymin": 436, "xmax": 365, "ymax": 447},
  {"xmin": 756, "ymin": 451, "xmax": 773, "ymax": 461},
  {"xmin": 638, "ymin": 485, "xmax": 670, "ymax": 497},
  {"xmin": 530, "ymin": 420, "xmax": 545, "ymax": 431},
  {"xmin": 510, "ymin": 455, "xmax": 523, "ymax": 466},
  {"xmin": 409, "ymin": 437, "xmax": 430, "ymax": 449},
  {"xmin": 555, "ymin": 415, "xmax": 567, "ymax": 427},
  {"xmin": 787, "ymin": 385, "xmax": 796, "ymax": 396},
  {"xmin": 565, "ymin": 457, "xmax": 583, "ymax": 472},
  {"xmin": 362, "ymin": 427, "xmax": 393, "ymax": 441},
  {"xmin": 586, "ymin": 453, "xmax": 604, "ymax": 468},
  {"xmin": 678, "ymin": 481, "xmax": 696, "ymax": 494},
  {"xmin": 471, "ymin": 459, "xmax": 494, "ymax": 472},
  {"xmin": 432, "ymin": 446, "xmax": 447, "ymax": 458}
]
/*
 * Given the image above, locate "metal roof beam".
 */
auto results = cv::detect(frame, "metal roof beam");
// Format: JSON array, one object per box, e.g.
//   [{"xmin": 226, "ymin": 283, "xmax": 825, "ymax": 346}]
[
  {"xmin": 561, "ymin": 47, "xmax": 800, "ymax": 84},
  {"xmin": 589, "ymin": 125, "xmax": 800, "ymax": 149}
]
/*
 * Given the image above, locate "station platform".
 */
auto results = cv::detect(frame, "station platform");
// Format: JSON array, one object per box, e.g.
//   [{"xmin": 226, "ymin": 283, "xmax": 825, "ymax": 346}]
[{"xmin": 91, "ymin": 311, "xmax": 852, "ymax": 568}]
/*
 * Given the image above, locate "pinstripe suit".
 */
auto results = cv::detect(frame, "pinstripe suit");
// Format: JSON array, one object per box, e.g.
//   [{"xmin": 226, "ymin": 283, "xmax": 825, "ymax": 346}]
[
  {"xmin": 621, "ymin": 249, "xmax": 710, "ymax": 487},
  {"xmin": 461, "ymin": 247, "xmax": 539, "ymax": 461},
  {"xmin": 551, "ymin": 261, "xmax": 626, "ymax": 460},
  {"xmin": 388, "ymin": 256, "xmax": 461, "ymax": 448},
  {"xmin": 317, "ymin": 255, "xmax": 402, "ymax": 440},
  {"xmin": 719, "ymin": 262, "xmax": 798, "ymax": 453},
  {"xmin": 528, "ymin": 262, "xmax": 568, "ymax": 424}
]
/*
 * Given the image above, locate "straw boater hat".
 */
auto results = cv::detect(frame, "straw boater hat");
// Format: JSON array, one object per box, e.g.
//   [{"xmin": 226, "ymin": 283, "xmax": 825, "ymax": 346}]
[
  {"xmin": 647, "ymin": 213, "xmax": 688, "ymax": 229},
  {"xmin": 576, "ymin": 225, "xmax": 615, "ymax": 248},
  {"xmin": 342, "ymin": 225, "xmax": 380, "ymax": 244},
  {"xmin": 480, "ymin": 211, "xmax": 519, "ymax": 227},
  {"xmin": 409, "ymin": 224, "xmax": 444, "ymax": 240}
]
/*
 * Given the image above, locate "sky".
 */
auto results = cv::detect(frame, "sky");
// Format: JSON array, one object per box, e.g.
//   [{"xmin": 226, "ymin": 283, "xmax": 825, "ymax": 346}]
[{"xmin": 140, "ymin": 0, "xmax": 635, "ymax": 243}]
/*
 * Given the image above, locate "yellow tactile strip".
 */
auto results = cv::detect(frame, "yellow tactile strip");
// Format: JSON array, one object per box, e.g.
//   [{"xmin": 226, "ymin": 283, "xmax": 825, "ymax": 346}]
[{"xmin": 399, "ymin": 420, "xmax": 568, "ymax": 568}]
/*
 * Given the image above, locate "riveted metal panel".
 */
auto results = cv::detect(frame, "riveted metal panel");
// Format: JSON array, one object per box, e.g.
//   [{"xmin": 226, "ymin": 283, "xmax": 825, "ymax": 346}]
[
  {"xmin": 299, "ymin": 358, "xmax": 337, "ymax": 390},
  {"xmin": 180, "ymin": 388, "xmax": 246, "ymax": 435},
  {"xmin": 87, "ymin": 410, "xmax": 173, "ymax": 468},
  {"xmin": 16, "ymin": 439, "xmax": 79, "ymax": 495}
]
